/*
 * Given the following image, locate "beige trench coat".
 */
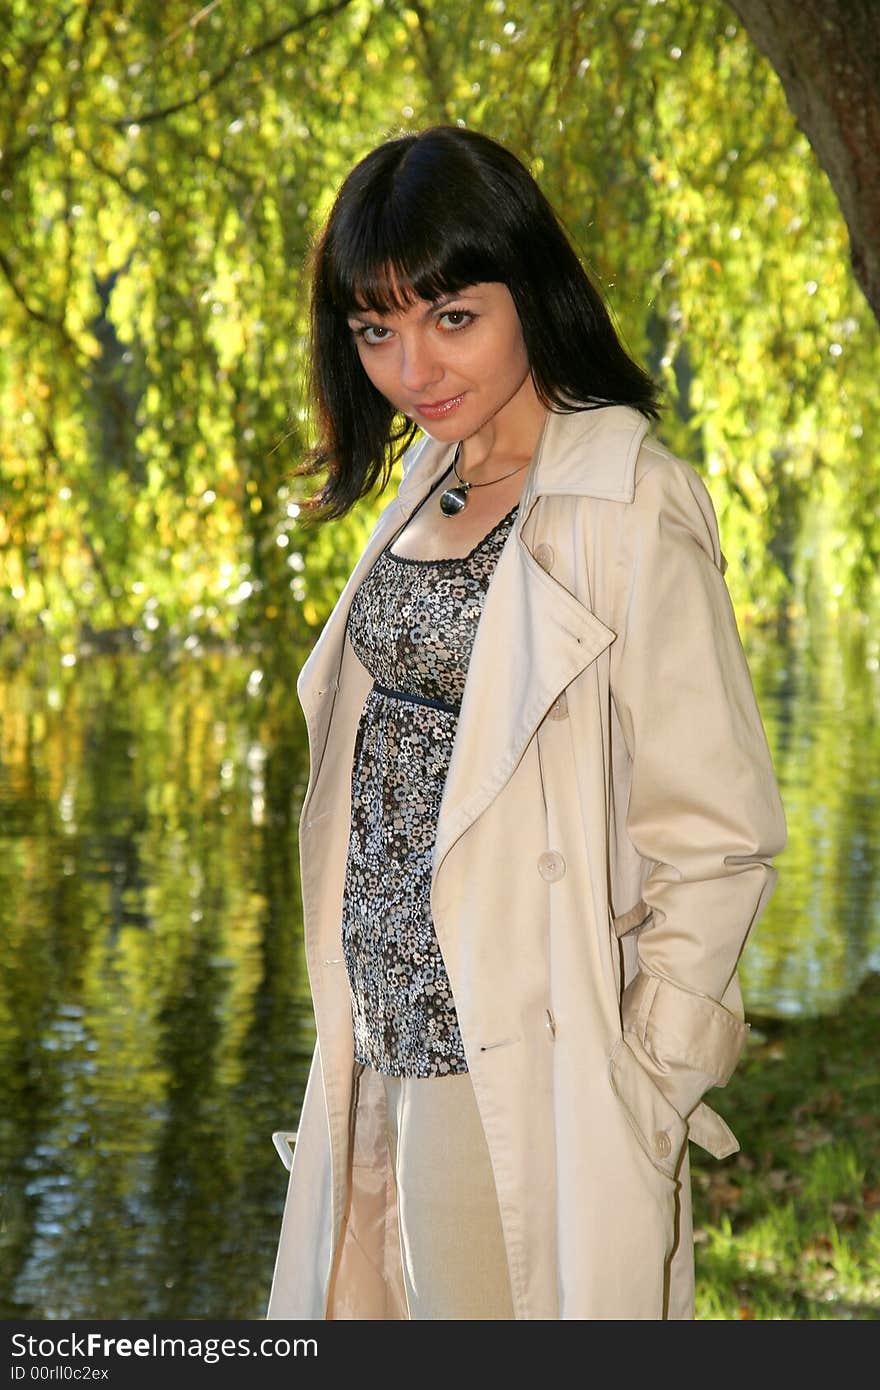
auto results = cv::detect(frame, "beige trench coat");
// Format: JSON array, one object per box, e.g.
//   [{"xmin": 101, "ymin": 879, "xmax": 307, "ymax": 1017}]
[{"xmin": 266, "ymin": 403, "xmax": 787, "ymax": 1321}]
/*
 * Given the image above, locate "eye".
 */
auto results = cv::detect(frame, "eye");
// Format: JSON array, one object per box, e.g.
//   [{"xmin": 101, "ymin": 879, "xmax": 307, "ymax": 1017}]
[
  {"xmin": 351, "ymin": 323, "xmax": 393, "ymax": 346},
  {"xmin": 438, "ymin": 309, "xmax": 475, "ymax": 331}
]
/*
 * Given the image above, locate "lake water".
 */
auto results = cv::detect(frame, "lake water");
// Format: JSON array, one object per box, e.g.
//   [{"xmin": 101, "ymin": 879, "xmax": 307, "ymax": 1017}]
[{"xmin": 1, "ymin": 607, "xmax": 877, "ymax": 1317}]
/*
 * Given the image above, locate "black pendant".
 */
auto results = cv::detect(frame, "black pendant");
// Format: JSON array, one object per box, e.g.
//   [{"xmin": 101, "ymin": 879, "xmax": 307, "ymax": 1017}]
[{"xmin": 440, "ymin": 485, "xmax": 469, "ymax": 516}]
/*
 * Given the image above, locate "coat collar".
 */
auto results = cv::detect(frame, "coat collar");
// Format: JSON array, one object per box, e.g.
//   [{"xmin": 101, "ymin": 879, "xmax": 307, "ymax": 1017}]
[
  {"xmin": 297, "ymin": 405, "xmax": 647, "ymax": 710},
  {"xmin": 397, "ymin": 403, "xmax": 649, "ymax": 516}
]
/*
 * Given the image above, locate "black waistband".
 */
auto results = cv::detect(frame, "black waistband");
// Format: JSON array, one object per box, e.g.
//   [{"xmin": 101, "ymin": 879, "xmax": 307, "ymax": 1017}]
[{"xmin": 372, "ymin": 681, "xmax": 460, "ymax": 716}]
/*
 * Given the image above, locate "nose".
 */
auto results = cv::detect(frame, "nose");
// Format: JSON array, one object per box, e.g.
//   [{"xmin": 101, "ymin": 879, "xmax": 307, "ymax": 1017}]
[{"xmin": 399, "ymin": 334, "xmax": 442, "ymax": 394}]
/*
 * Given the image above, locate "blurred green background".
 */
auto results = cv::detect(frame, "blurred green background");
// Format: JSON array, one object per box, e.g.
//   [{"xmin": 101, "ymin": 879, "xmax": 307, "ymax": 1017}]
[{"xmin": 1, "ymin": 0, "xmax": 878, "ymax": 1320}]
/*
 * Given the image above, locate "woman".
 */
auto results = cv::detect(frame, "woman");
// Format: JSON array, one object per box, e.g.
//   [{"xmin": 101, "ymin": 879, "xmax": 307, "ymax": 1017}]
[{"xmin": 266, "ymin": 125, "xmax": 787, "ymax": 1321}]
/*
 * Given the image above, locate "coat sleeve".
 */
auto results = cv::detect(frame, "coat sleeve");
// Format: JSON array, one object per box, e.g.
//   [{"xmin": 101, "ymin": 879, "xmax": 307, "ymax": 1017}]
[{"xmin": 608, "ymin": 448, "xmax": 787, "ymax": 1121}]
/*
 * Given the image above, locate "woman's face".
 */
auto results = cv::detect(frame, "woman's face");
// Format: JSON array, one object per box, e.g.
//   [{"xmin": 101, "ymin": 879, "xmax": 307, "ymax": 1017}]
[{"xmin": 345, "ymin": 281, "xmax": 533, "ymax": 441}]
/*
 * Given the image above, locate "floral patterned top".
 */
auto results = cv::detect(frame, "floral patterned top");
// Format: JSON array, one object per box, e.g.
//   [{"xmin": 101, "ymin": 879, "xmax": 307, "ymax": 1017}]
[{"xmin": 342, "ymin": 475, "xmax": 519, "ymax": 1077}]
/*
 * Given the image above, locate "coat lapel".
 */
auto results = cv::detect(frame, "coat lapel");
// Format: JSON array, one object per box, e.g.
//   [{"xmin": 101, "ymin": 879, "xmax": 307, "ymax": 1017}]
[
  {"xmin": 432, "ymin": 525, "xmax": 615, "ymax": 879},
  {"xmin": 430, "ymin": 407, "xmax": 636, "ymax": 885}
]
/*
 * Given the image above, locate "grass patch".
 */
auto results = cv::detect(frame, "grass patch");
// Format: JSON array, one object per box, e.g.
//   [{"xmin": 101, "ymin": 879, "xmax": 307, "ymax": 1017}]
[{"xmin": 692, "ymin": 972, "xmax": 880, "ymax": 1320}]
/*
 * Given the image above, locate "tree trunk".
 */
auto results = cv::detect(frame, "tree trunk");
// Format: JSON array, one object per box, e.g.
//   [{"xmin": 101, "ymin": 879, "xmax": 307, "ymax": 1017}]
[{"xmin": 727, "ymin": 0, "xmax": 880, "ymax": 324}]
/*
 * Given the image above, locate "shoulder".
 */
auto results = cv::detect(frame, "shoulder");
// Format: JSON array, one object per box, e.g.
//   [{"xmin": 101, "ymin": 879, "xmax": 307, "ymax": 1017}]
[
  {"xmin": 546, "ymin": 409, "xmax": 728, "ymax": 576},
  {"xmin": 549, "ymin": 421, "xmax": 729, "ymax": 580},
  {"xmin": 626, "ymin": 435, "xmax": 728, "ymax": 575}
]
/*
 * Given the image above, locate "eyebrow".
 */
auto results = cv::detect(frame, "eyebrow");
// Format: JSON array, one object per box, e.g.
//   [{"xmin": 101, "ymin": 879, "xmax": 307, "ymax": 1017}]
[{"xmin": 346, "ymin": 291, "xmax": 476, "ymax": 324}]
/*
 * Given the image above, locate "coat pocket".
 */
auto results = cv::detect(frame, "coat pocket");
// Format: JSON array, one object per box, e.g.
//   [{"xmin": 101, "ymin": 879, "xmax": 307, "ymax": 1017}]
[{"xmin": 608, "ymin": 1035, "xmax": 688, "ymax": 1182}]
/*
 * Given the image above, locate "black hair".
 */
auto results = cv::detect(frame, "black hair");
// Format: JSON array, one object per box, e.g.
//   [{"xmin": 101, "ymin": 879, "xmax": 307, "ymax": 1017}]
[{"xmin": 293, "ymin": 124, "xmax": 661, "ymax": 521}]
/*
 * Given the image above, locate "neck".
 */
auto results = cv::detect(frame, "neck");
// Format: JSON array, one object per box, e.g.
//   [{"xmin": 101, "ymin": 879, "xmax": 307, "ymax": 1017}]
[{"xmin": 458, "ymin": 373, "xmax": 548, "ymax": 480}]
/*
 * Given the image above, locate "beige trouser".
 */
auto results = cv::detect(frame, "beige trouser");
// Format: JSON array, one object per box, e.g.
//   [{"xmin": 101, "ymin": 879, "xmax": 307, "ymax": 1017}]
[{"xmin": 368, "ymin": 1064, "xmax": 516, "ymax": 1320}]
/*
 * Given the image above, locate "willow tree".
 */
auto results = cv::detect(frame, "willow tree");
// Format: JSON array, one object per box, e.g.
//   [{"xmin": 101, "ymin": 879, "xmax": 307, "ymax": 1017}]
[{"xmin": 1, "ymin": 0, "xmax": 877, "ymax": 656}]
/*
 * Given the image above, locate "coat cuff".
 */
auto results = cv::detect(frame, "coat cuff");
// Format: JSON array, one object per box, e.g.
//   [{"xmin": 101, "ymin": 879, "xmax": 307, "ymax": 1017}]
[{"xmin": 621, "ymin": 971, "xmax": 750, "ymax": 1120}]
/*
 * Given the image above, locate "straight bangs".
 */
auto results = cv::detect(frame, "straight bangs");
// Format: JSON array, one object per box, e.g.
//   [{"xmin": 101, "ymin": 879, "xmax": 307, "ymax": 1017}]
[{"xmin": 323, "ymin": 192, "xmax": 509, "ymax": 317}]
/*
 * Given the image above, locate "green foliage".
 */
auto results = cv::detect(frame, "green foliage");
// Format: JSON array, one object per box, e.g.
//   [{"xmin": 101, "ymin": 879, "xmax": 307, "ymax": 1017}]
[{"xmin": 1, "ymin": 0, "xmax": 878, "ymax": 654}]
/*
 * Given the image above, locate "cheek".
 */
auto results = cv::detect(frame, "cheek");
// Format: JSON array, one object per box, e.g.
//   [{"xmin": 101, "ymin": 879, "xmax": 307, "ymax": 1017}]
[
  {"xmin": 510, "ymin": 334, "xmax": 530, "ymax": 377},
  {"xmin": 357, "ymin": 345, "xmax": 401, "ymax": 395},
  {"xmin": 489, "ymin": 324, "xmax": 530, "ymax": 384}
]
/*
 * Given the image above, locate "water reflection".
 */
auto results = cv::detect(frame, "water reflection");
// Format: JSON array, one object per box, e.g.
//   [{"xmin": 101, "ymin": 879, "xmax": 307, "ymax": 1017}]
[
  {"xmin": 0, "ymin": 647, "xmax": 316, "ymax": 1318},
  {"xmin": 0, "ymin": 609, "xmax": 877, "ymax": 1318},
  {"xmin": 745, "ymin": 608, "xmax": 880, "ymax": 1016}
]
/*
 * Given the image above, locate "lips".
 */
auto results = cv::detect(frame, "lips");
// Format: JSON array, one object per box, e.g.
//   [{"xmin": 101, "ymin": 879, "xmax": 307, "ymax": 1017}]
[{"xmin": 413, "ymin": 393, "xmax": 465, "ymax": 420}]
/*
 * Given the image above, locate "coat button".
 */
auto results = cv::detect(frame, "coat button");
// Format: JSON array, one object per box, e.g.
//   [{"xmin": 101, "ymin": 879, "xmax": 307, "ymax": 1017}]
[
  {"xmin": 534, "ymin": 542, "xmax": 554, "ymax": 571},
  {"xmin": 538, "ymin": 850, "xmax": 566, "ymax": 881},
  {"xmin": 549, "ymin": 691, "xmax": 568, "ymax": 720},
  {"xmin": 653, "ymin": 1131, "xmax": 672, "ymax": 1159}
]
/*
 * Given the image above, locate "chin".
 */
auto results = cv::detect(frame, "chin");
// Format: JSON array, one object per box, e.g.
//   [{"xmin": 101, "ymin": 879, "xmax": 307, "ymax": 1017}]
[{"xmin": 417, "ymin": 420, "xmax": 465, "ymax": 443}]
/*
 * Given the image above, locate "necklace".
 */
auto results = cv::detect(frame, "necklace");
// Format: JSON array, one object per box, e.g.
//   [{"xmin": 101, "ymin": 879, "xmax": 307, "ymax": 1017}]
[{"xmin": 439, "ymin": 441, "xmax": 530, "ymax": 517}]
